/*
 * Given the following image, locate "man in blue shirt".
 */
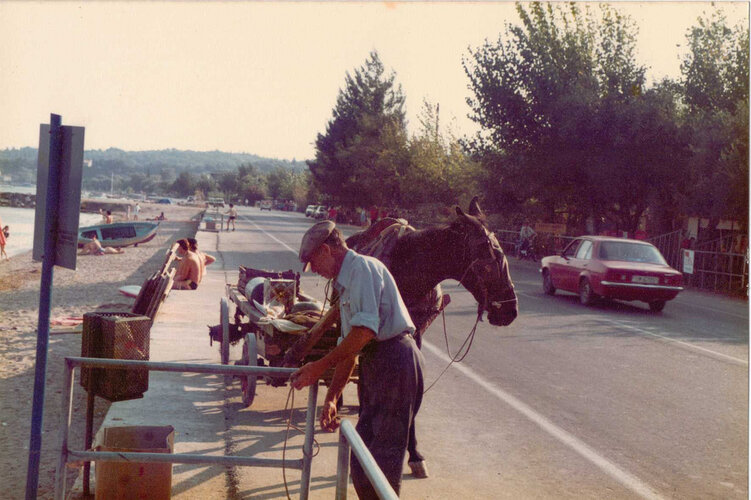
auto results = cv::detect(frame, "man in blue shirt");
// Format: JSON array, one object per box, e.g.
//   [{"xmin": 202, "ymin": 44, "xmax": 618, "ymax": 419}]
[{"xmin": 290, "ymin": 220, "xmax": 425, "ymax": 499}]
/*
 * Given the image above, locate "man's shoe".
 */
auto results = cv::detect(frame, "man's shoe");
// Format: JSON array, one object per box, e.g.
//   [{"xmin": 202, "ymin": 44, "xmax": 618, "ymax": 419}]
[{"xmin": 408, "ymin": 460, "xmax": 429, "ymax": 478}]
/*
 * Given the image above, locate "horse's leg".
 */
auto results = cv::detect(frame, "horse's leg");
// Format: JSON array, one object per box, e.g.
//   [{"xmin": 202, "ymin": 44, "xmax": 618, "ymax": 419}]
[{"xmin": 408, "ymin": 324, "xmax": 427, "ymax": 477}]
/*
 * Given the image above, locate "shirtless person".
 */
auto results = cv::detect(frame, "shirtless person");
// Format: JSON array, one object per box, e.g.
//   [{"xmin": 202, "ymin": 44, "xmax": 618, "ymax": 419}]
[
  {"xmin": 225, "ymin": 203, "xmax": 238, "ymax": 231},
  {"xmin": 187, "ymin": 237, "xmax": 216, "ymax": 275},
  {"xmin": 172, "ymin": 238, "xmax": 202, "ymax": 290},
  {"xmin": 78, "ymin": 234, "xmax": 124, "ymax": 255}
]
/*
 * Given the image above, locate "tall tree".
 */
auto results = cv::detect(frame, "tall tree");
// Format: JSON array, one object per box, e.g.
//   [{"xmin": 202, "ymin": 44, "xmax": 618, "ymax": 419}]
[
  {"xmin": 463, "ymin": 2, "xmax": 687, "ymax": 234},
  {"xmin": 404, "ymin": 100, "xmax": 481, "ymax": 207},
  {"xmin": 308, "ymin": 51, "xmax": 409, "ymax": 208},
  {"xmin": 680, "ymin": 9, "xmax": 749, "ymax": 228}
]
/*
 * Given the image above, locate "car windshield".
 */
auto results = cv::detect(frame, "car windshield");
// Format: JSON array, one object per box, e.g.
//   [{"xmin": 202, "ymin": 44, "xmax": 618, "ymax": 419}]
[{"xmin": 598, "ymin": 242, "xmax": 667, "ymax": 265}]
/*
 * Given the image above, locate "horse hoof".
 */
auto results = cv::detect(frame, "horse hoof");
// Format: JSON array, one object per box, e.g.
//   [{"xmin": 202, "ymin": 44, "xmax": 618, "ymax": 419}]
[{"xmin": 408, "ymin": 460, "xmax": 429, "ymax": 478}]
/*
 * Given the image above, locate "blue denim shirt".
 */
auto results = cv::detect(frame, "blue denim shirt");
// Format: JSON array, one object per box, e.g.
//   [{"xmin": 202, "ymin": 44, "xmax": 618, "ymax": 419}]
[{"xmin": 334, "ymin": 250, "xmax": 415, "ymax": 341}]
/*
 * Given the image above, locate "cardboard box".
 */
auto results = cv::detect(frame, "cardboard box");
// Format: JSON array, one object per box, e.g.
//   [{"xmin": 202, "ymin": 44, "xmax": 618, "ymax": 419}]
[{"xmin": 95, "ymin": 426, "xmax": 174, "ymax": 500}]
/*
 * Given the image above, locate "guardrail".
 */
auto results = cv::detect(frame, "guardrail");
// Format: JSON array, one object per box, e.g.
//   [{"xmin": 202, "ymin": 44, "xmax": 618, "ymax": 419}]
[
  {"xmin": 54, "ymin": 357, "xmax": 318, "ymax": 500},
  {"xmin": 335, "ymin": 419, "xmax": 398, "ymax": 500}
]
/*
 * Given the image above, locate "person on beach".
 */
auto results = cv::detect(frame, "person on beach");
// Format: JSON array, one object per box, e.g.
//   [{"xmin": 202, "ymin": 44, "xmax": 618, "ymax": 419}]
[
  {"xmin": 289, "ymin": 220, "xmax": 424, "ymax": 499},
  {"xmin": 172, "ymin": 238, "xmax": 202, "ymax": 290},
  {"xmin": 0, "ymin": 223, "xmax": 8, "ymax": 260},
  {"xmin": 134, "ymin": 202, "xmax": 140, "ymax": 220},
  {"xmin": 78, "ymin": 234, "xmax": 124, "ymax": 255},
  {"xmin": 187, "ymin": 237, "xmax": 216, "ymax": 275},
  {"xmin": 225, "ymin": 203, "xmax": 237, "ymax": 231},
  {"xmin": 104, "ymin": 210, "xmax": 114, "ymax": 224}
]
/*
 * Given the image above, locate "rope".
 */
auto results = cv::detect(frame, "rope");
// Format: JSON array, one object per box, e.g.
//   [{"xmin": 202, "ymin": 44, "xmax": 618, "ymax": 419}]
[
  {"xmin": 423, "ymin": 307, "xmax": 482, "ymax": 394},
  {"xmin": 282, "ymin": 385, "xmax": 320, "ymax": 500}
]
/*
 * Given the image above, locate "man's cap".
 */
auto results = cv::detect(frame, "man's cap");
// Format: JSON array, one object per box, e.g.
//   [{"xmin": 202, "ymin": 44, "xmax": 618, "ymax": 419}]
[{"xmin": 299, "ymin": 220, "xmax": 335, "ymax": 272}]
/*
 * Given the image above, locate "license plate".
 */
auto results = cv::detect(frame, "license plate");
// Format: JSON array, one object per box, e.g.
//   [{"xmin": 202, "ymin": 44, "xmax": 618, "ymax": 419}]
[{"xmin": 632, "ymin": 275, "xmax": 658, "ymax": 284}]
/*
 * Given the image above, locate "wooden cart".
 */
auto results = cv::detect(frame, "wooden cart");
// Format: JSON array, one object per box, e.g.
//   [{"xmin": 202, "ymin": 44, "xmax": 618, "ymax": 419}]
[{"xmin": 217, "ymin": 267, "xmax": 345, "ymax": 407}]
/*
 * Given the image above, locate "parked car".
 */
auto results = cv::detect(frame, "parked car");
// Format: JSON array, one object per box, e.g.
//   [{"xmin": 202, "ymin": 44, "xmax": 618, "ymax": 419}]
[
  {"xmin": 313, "ymin": 206, "xmax": 328, "ymax": 219},
  {"xmin": 539, "ymin": 236, "xmax": 683, "ymax": 312},
  {"xmin": 260, "ymin": 200, "xmax": 273, "ymax": 211},
  {"xmin": 207, "ymin": 197, "xmax": 225, "ymax": 208},
  {"xmin": 156, "ymin": 198, "xmax": 172, "ymax": 204},
  {"xmin": 305, "ymin": 205, "xmax": 317, "ymax": 217}
]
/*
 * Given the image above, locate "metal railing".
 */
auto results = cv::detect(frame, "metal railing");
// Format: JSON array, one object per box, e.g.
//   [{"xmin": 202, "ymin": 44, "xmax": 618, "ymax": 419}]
[
  {"xmin": 683, "ymin": 250, "xmax": 749, "ymax": 295},
  {"xmin": 335, "ymin": 419, "xmax": 398, "ymax": 500},
  {"xmin": 647, "ymin": 230, "xmax": 683, "ymax": 270},
  {"xmin": 54, "ymin": 357, "xmax": 318, "ymax": 500}
]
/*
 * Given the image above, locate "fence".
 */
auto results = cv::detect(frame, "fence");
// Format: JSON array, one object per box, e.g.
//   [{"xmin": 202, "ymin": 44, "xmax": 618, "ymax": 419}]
[
  {"xmin": 647, "ymin": 230, "xmax": 683, "ymax": 270},
  {"xmin": 55, "ymin": 357, "xmax": 314, "ymax": 500},
  {"xmin": 55, "ymin": 357, "xmax": 395, "ymax": 500},
  {"xmin": 336, "ymin": 419, "xmax": 398, "ymax": 500},
  {"xmin": 682, "ymin": 249, "xmax": 748, "ymax": 295},
  {"xmin": 648, "ymin": 230, "xmax": 749, "ymax": 296}
]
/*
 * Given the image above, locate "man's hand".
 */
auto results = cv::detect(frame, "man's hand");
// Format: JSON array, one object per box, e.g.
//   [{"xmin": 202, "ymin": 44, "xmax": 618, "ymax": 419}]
[
  {"xmin": 289, "ymin": 361, "xmax": 326, "ymax": 390},
  {"xmin": 319, "ymin": 400, "xmax": 339, "ymax": 432}
]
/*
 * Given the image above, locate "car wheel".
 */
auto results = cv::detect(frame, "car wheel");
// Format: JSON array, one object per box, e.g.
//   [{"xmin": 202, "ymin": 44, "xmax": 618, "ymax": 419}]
[
  {"xmin": 542, "ymin": 270, "xmax": 556, "ymax": 295},
  {"xmin": 579, "ymin": 278, "xmax": 597, "ymax": 306},
  {"xmin": 648, "ymin": 300, "xmax": 666, "ymax": 312}
]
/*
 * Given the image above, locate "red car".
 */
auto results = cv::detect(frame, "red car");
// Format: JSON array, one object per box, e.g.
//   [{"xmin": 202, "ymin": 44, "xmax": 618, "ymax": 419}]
[{"xmin": 540, "ymin": 236, "xmax": 683, "ymax": 312}]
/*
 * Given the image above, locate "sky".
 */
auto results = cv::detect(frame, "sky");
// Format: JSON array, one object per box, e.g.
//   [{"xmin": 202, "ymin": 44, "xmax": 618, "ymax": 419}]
[{"xmin": 0, "ymin": 1, "xmax": 747, "ymax": 161}]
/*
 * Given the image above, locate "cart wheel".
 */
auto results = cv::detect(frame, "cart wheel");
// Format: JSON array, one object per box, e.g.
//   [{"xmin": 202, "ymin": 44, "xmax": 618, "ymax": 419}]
[
  {"xmin": 220, "ymin": 298, "xmax": 230, "ymax": 365},
  {"xmin": 241, "ymin": 333, "xmax": 258, "ymax": 407}
]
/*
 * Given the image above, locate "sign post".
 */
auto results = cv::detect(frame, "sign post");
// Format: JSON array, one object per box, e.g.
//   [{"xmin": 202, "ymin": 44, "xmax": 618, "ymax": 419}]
[
  {"xmin": 682, "ymin": 249, "xmax": 695, "ymax": 275},
  {"xmin": 25, "ymin": 114, "xmax": 84, "ymax": 499}
]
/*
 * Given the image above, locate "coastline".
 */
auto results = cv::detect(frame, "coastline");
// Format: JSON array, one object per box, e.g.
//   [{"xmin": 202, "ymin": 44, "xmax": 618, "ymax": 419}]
[{"xmin": 0, "ymin": 203, "xmax": 203, "ymax": 498}]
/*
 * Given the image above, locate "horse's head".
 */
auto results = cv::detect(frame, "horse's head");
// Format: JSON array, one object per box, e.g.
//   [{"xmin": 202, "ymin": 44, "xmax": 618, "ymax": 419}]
[{"xmin": 452, "ymin": 197, "xmax": 517, "ymax": 326}]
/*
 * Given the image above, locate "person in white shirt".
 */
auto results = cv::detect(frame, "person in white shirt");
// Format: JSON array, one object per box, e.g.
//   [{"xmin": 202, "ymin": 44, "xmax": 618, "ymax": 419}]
[{"xmin": 519, "ymin": 219, "xmax": 536, "ymax": 255}]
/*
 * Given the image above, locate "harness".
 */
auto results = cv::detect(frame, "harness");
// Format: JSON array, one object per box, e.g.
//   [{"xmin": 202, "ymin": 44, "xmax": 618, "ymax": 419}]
[{"xmin": 457, "ymin": 227, "xmax": 517, "ymax": 318}]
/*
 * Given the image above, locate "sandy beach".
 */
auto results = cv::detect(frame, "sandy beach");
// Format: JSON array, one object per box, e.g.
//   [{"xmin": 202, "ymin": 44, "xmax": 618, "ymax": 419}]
[{"xmin": 0, "ymin": 202, "xmax": 204, "ymax": 498}]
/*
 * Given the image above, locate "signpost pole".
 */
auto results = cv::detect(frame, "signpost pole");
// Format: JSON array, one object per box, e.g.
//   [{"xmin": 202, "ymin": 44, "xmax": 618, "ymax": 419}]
[{"xmin": 25, "ymin": 114, "xmax": 63, "ymax": 499}]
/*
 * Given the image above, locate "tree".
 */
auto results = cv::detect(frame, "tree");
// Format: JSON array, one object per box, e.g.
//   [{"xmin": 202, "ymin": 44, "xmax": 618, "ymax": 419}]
[
  {"xmin": 217, "ymin": 171, "xmax": 238, "ymax": 201},
  {"xmin": 195, "ymin": 175, "xmax": 217, "ymax": 199},
  {"xmin": 404, "ymin": 100, "xmax": 481, "ymax": 207},
  {"xmin": 680, "ymin": 9, "xmax": 749, "ymax": 229},
  {"xmin": 463, "ymin": 3, "xmax": 687, "ymax": 234},
  {"xmin": 308, "ymin": 51, "xmax": 409, "ymax": 208},
  {"xmin": 171, "ymin": 171, "xmax": 196, "ymax": 197}
]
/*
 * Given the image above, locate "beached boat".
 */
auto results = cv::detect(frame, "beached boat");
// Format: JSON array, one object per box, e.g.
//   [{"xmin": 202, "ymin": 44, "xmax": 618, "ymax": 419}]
[{"xmin": 78, "ymin": 221, "xmax": 159, "ymax": 248}]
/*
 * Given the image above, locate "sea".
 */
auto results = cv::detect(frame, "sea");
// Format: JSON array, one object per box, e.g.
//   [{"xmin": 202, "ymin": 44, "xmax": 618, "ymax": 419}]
[{"xmin": 0, "ymin": 184, "xmax": 102, "ymax": 258}]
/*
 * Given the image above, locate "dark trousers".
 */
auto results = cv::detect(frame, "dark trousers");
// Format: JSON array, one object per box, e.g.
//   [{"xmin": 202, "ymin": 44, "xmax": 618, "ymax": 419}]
[{"xmin": 351, "ymin": 333, "xmax": 424, "ymax": 499}]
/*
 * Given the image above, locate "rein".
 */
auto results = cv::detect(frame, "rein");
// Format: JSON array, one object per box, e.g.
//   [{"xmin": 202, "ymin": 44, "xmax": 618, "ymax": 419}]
[{"xmin": 424, "ymin": 230, "xmax": 517, "ymax": 394}]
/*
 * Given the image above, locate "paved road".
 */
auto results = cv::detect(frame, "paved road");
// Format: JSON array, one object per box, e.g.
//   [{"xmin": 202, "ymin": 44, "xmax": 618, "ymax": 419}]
[{"xmin": 220, "ymin": 207, "xmax": 748, "ymax": 499}]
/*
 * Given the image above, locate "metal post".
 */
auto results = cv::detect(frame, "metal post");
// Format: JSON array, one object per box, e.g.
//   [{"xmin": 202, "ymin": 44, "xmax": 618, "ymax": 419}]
[
  {"xmin": 83, "ymin": 384, "xmax": 96, "ymax": 495},
  {"xmin": 54, "ymin": 359, "xmax": 75, "ymax": 500},
  {"xmin": 335, "ymin": 428, "xmax": 351, "ymax": 500},
  {"xmin": 299, "ymin": 382, "xmax": 318, "ymax": 500},
  {"xmin": 27, "ymin": 113, "xmax": 63, "ymax": 499}
]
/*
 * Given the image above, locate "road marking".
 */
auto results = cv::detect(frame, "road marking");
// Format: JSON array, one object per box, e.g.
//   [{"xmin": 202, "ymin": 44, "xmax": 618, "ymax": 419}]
[
  {"xmin": 670, "ymin": 299, "xmax": 747, "ymax": 321},
  {"xmin": 422, "ymin": 341, "xmax": 666, "ymax": 500},
  {"xmin": 601, "ymin": 318, "xmax": 748, "ymax": 366},
  {"xmin": 239, "ymin": 215, "xmax": 299, "ymax": 254},
  {"xmin": 516, "ymin": 291, "xmax": 748, "ymax": 366}
]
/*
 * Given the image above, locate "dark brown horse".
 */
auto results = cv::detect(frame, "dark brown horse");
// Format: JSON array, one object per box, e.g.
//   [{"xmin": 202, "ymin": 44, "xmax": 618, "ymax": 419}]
[{"xmin": 346, "ymin": 196, "xmax": 518, "ymax": 474}]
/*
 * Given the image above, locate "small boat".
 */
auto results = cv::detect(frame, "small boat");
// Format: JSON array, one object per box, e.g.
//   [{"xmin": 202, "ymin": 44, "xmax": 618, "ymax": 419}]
[{"xmin": 78, "ymin": 221, "xmax": 159, "ymax": 248}]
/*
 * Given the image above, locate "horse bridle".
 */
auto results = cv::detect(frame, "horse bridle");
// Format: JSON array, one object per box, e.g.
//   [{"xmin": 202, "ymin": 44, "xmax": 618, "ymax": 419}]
[{"xmin": 458, "ymin": 227, "xmax": 518, "ymax": 315}]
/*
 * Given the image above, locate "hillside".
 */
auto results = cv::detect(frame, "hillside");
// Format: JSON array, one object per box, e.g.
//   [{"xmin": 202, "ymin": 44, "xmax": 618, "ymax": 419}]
[{"xmin": 0, "ymin": 147, "xmax": 308, "ymax": 185}]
